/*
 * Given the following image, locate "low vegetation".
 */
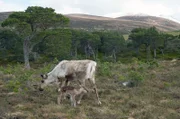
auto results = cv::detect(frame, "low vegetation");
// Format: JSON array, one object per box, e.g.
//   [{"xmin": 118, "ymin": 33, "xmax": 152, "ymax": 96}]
[{"xmin": 0, "ymin": 59, "xmax": 180, "ymax": 119}]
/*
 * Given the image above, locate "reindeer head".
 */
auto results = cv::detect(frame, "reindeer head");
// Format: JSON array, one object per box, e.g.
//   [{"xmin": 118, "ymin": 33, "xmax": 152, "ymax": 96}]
[{"xmin": 39, "ymin": 74, "xmax": 57, "ymax": 91}]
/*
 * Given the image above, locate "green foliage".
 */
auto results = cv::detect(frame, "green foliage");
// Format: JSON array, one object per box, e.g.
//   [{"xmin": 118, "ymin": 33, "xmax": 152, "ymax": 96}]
[
  {"xmin": 6, "ymin": 80, "xmax": 21, "ymax": 92},
  {"xmin": 147, "ymin": 60, "xmax": 159, "ymax": 69},
  {"xmin": 1, "ymin": 16, "xmax": 180, "ymax": 64},
  {"xmin": 0, "ymin": 64, "xmax": 32, "ymax": 91},
  {"xmin": 79, "ymin": 31, "xmax": 100, "ymax": 52},
  {"xmin": 128, "ymin": 71, "xmax": 144, "ymax": 82},
  {"xmin": 2, "ymin": 6, "xmax": 70, "ymax": 33},
  {"xmin": 0, "ymin": 30, "xmax": 23, "ymax": 62},
  {"xmin": 35, "ymin": 29, "xmax": 72, "ymax": 60},
  {"xmin": 165, "ymin": 38, "xmax": 180, "ymax": 53},
  {"xmin": 164, "ymin": 82, "xmax": 171, "ymax": 88},
  {"xmin": 1, "ymin": 6, "xmax": 70, "ymax": 68},
  {"xmin": 93, "ymin": 31, "xmax": 125, "ymax": 62},
  {"xmin": 118, "ymin": 74, "xmax": 126, "ymax": 81},
  {"xmin": 0, "ymin": 60, "xmax": 61, "ymax": 92},
  {"xmin": 162, "ymin": 53, "xmax": 180, "ymax": 60},
  {"xmin": 128, "ymin": 27, "xmax": 180, "ymax": 60},
  {"xmin": 99, "ymin": 31, "xmax": 125, "ymax": 54},
  {"xmin": 98, "ymin": 62, "xmax": 112, "ymax": 77}
]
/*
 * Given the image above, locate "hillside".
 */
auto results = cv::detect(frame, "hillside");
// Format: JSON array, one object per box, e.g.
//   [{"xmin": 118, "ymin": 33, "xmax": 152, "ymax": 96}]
[
  {"xmin": 1, "ymin": 12, "xmax": 180, "ymax": 33},
  {"xmin": 117, "ymin": 15, "xmax": 180, "ymax": 31},
  {"xmin": 0, "ymin": 12, "xmax": 12, "ymax": 23},
  {"xmin": 66, "ymin": 14, "xmax": 180, "ymax": 33}
]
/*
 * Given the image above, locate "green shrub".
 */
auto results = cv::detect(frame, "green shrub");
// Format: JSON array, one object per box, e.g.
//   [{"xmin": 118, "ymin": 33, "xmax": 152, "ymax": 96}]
[
  {"xmin": 6, "ymin": 80, "xmax": 21, "ymax": 92},
  {"xmin": 128, "ymin": 71, "xmax": 144, "ymax": 86},
  {"xmin": 98, "ymin": 62, "xmax": 112, "ymax": 77},
  {"xmin": 147, "ymin": 60, "xmax": 159, "ymax": 69},
  {"xmin": 162, "ymin": 53, "xmax": 180, "ymax": 60},
  {"xmin": 164, "ymin": 82, "xmax": 171, "ymax": 88},
  {"xmin": 2, "ymin": 61, "xmax": 59, "ymax": 92},
  {"xmin": 118, "ymin": 75, "xmax": 126, "ymax": 81}
]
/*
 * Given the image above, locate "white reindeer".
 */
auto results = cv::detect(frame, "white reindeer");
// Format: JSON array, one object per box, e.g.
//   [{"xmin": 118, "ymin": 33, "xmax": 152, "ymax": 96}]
[{"xmin": 39, "ymin": 60, "xmax": 101, "ymax": 105}]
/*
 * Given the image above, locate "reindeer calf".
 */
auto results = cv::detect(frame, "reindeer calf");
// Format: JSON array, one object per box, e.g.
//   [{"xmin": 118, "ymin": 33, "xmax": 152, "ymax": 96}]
[{"xmin": 57, "ymin": 86, "xmax": 88, "ymax": 107}]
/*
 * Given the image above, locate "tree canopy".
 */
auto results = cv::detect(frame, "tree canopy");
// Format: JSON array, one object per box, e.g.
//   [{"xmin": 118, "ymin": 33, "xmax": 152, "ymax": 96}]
[{"xmin": 1, "ymin": 6, "xmax": 70, "ymax": 69}]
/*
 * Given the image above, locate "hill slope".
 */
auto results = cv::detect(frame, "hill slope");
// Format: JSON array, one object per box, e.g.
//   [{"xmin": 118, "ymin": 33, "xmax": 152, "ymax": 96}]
[
  {"xmin": 117, "ymin": 15, "xmax": 180, "ymax": 32},
  {"xmin": 0, "ymin": 12, "xmax": 12, "ymax": 22},
  {"xmin": 1, "ymin": 12, "xmax": 180, "ymax": 33},
  {"xmin": 66, "ymin": 14, "xmax": 180, "ymax": 33}
]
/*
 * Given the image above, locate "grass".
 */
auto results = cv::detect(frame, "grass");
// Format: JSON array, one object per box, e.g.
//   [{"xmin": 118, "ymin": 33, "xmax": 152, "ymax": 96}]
[
  {"xmin": 167, "ymin": 30, "xmax": 180, "ymax": 36},
  {"xmin": 123, "ymin": 34, "xmax": 129, "ymax": 40},
  {"xmin": 0, "ymin": 60, "xmax": 180, "ymax": 119}
]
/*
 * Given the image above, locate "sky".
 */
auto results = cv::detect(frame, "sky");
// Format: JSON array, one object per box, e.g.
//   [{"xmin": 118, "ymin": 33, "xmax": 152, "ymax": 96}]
[{"xmin": 0, "ymin": 0, "xmax": 180, "ymax": 22}]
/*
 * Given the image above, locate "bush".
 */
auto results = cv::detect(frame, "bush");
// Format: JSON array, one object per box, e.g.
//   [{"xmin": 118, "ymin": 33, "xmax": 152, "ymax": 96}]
[
  {"xmin": 128, "ymin": 71, "xmax": 144, "ymax": 86},
  {"xmin": 6, "ymin": 80, "xmax": 21, "ymax": 92},
  {"xmin": 147, "ymin": 60, "xmax": 159, "ymax": 69},
  {"xmin": 97, "ymin": 62, "xmax": 113, "ymax": 77}
]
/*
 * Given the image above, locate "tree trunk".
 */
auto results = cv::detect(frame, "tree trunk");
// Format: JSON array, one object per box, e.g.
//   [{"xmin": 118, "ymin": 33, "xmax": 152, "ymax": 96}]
[
  {"xmin": 160, "ymin": 49, "xmax": 164, "ymax": 56},
  {"xmin": 136, "ymin": 47, "xmax": 139, "ymax": 56},
  {"xmin": 75, "ymin": 46, "xmax": 78, "ymax": 59},
  {"xmin": 95, "ymin": 48, "xmax": 98, "ymax": 60},
  {"xmin": 112, "ymin": 49, "xmax": 116, "ymax": 62},
  {"xmin": 146, "ymin": 45, "xmax": 151, "ymax": 61},
  {"xmin": 85, "ymin": 46, "xmax": 89, "ymax": 58},
  {"xmin": 71, "ymin": 39, "xmax": 78, "ymax": 59},
  {"xmin": 23, "ymin": 39, "xmax": 30, "ymax": 69},
  {"xmin": 153, "ymin": 49, "xmax": 156, "ymax": 59},
  {"xmin": 92, "ymin": 50, "xmax": 96, "ymax": 60}
]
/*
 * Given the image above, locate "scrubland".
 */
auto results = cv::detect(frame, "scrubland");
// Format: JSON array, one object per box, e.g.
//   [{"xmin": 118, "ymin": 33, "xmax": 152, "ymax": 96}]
[{"xmin": 0, "ymin": 59, "xmax": 180, "ymax": 119}]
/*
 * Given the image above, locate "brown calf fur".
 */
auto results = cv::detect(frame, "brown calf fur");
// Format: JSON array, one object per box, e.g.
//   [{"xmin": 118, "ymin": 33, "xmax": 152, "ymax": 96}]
[
  {"xmin": 58, "ymin": 86, "xmax": 87, "ymax": 107},
  {"xmin": 61, "ymin": 86, "xmax": 75, "ymax": 92}
]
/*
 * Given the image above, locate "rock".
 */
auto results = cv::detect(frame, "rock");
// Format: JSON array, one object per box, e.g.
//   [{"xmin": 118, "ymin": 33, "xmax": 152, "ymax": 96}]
[
  {"xmin": 171, "ymin": 59, "xmax": 177, "ymax": 62},
  {"xmin": 122, "ymin": 81, "xmax": 135, "ymax": 87}
]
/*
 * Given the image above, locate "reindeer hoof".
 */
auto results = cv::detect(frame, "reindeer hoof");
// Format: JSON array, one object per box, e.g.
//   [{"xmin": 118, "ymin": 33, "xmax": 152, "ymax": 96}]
[
  {"xmin": 77, "ymin": 101, "xmax": 81, "ymax": 105},
  {"xmin": 58, "ymin": 88, "xmax": 61, "ymax": 92},
  {"xmin": 98, "ymin": 101, "xmax": 102, "ymax": 105}
]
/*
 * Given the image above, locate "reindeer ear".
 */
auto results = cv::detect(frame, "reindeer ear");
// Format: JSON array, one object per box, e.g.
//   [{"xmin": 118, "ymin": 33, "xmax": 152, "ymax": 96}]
[
  {"xmin": 45, "ymin": 74, "xmax": 48, "ymax": 78},
  {"xmin": 41, "ymin": 74, "xmax": 48, "ymax": 79}
]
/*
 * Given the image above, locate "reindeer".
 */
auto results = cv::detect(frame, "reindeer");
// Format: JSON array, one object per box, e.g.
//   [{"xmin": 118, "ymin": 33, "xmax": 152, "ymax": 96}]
[
  {"xmin": 58, "ymin": 85, "xmax": 88, "ymax": 107},
  {"xmin": 39, "ymin": 60, "xmax": 101, "ymax": 105}
]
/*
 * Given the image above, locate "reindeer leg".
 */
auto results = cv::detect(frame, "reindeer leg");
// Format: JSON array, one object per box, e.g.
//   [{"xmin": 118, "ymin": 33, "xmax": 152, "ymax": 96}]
[
  {"xmin": 77, "ymin": 94, "xmax": 83, "ymax": 105},
  {"xmin": 94, "ymin": 85, "xmax": 101, "ymax": 105},
  {"xmin": 58, "ymin": 80, "xmax": 67, "ymax": 100},
  {"xmin": 70, "ymin": 95, "xmax": 76, "ymax": 107},
  {"xmin": 77, "ymin": 90, "xmax": 87, "ymax": 105},
  {"xmin": 88, "ymin": 78, "xmax": 101, "ymax": 105},
  {"xmin": 65, "ymin": 79, "xmax": 70, "ymax": 86}
]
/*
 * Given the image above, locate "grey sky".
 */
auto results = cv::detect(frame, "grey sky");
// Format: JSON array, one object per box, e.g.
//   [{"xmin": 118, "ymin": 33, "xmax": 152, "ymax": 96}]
[{"xmin": 0, "ymin": 0, "xmax": 180, "ymax": 22}]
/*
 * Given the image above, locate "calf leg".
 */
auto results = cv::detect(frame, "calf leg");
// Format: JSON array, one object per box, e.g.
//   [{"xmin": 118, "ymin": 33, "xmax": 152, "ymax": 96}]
[
  {"xmin": 57, "ymin": 81, "xmax": 66, "ymax": 104},
  {"xmin": 78, "ymin": 79, "xmax": 90, "ymax": 92},
  {"xmin": 70, "ymin": 95, "xmax": 76, "ymax": 107},
  {"xmin": 76, "ymin": 80, "xmax": 87, "ymax": 104},
  {"xmin": 65, "ymin": 79, "xmax": 71, "ymax": 86}
]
